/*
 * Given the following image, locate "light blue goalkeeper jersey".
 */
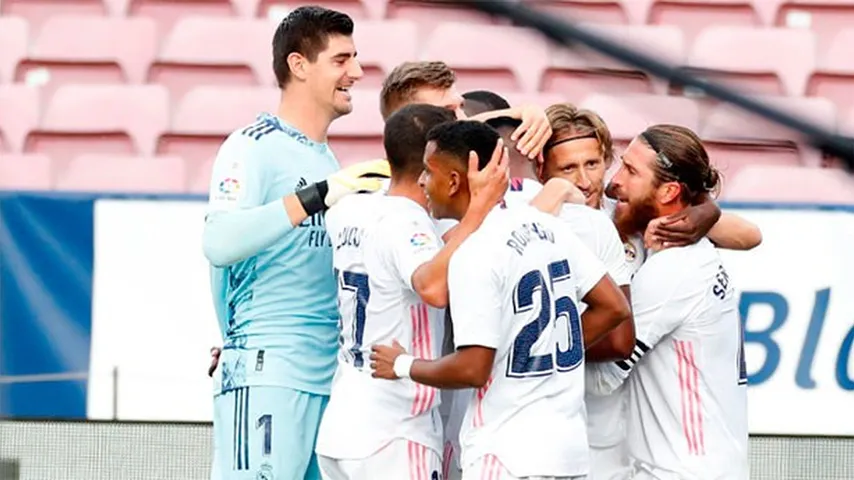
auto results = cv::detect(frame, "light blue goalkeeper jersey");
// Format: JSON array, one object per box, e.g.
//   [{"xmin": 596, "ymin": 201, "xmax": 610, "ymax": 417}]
[{"xmin": 204, "ymin": 113, "xmax": 339, "ymax": 396}]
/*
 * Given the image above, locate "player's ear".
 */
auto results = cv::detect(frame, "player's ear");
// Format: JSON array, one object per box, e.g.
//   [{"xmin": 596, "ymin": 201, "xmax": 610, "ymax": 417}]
[
  {"xmin": 657, "ymin": 181, "xmax": 682, "ymax": 205},
  {"xmin": 287, "ymin": 52, "xmax": 309, "ymax": 81},
  {"xmin": 448, "ymin": 170, "xmax": 462, "ymax": 197}
]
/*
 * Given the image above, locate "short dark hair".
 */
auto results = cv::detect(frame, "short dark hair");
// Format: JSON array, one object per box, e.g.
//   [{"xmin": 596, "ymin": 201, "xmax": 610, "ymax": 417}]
[
  {"xmin": 462, "ymin": 90, "xmax": 511, "ymax": 116},
  {"xmin": 380, "ymin": 61, "xmax": 456, "ymax": 120},
  {"xmin": 485, "ymin": 116, "xmax": 523, "ymax": 134},
  {"xmin": 425, "ymin": 121, "xmax": 500, "ymax": 171},
  {"xmin": 384, "ymin": 104, "xmax": 457, "ymax": 178},
  {"xmin": 272, "ymin": 6, "xmax": 354, "ymax": 88}
]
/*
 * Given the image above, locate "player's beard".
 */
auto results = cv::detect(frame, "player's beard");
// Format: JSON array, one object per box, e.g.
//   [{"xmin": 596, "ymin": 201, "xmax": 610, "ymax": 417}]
[{"xmin": 613, "ymin": 189, "xmax": 659, "ymax": 239}]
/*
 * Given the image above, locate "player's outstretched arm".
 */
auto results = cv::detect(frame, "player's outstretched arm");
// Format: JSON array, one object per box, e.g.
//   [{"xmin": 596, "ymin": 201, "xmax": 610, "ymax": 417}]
[
  {"xmin": 410, "ymin": 140, "xmax": 509, "ymax": 308},
  {"xmin": 580, "ymin": 275, "xmax": 633, "ymax": 348},
  {"xmin": 203, "ymin": 154, "xmax": 390, "ymax": 267},
  {"xmin": 371, "ymin": 341, "xmax": 495, "ymax": 389}
]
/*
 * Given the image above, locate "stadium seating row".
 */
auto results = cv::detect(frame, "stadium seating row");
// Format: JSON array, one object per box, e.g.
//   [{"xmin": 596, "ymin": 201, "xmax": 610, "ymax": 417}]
[
  {"xmin": 2, "ymin": 15, "xmax": 854, "ymax": 103},
  {"xmin": 3, "ymin": 0, "xmax": 853, "ymax": 44},
  {"xmin": 1, "ymin": 84, "xmax": 849, "ymax": 158},
  {"xmin": 1, "ymin": 84, "xmax": 851, "ymax": 197},
  {"xmin": 4, "ymin": 152, "xmax": 854, "ymax": 205}
]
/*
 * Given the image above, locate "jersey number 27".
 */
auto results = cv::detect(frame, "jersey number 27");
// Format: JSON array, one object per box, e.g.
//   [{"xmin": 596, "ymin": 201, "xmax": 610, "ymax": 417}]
[{"xmin": 507, "ymin": 259, "xmax": 583, "ymax": 378}]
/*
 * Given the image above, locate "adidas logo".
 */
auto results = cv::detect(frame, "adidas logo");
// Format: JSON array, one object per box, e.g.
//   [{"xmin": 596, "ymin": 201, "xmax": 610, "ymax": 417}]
[{"xmin": 295, "ymin": 177, "xmax": 308, "ymax": 191}]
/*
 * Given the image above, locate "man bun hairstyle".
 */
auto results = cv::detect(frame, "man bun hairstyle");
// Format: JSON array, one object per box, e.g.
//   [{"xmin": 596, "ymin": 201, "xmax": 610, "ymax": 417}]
[{"xmin": 639, "ymin": 124, "xmax": 721, "ymax": 205}]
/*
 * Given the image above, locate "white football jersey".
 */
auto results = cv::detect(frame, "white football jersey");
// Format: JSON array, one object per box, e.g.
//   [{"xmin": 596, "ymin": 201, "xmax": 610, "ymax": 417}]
[
  {"xmin": 443, "ymin": 179, "xmax": 633, "ymax": 475},
  {"xmin": 448, "ymin": 204, "xmax": 608, "ymax": 477},
  {"xmin": 587, "ymin": 239, "xmax": 749, "ymax": 479},
  {"xmin": 316, "ymin": 194, "xmax": 445, "ymax": 460},
  {"xmin": 585, "ymin": 195, "xmax": 647, "ymax": 462}
]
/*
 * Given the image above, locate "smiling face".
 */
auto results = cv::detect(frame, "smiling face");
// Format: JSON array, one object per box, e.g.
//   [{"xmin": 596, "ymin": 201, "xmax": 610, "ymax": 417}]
[
  {"xmin": 607, "ymin": 136, "xmax": 662, "ymax": 237},
  {"xmin": 542, "ymin": 136, "xmax": 608, "ymax": 209},
  {"xmin": 418, "ymin": 141, "xmax": 463, "ymax": 220},
  {"xmin": 301, "ymin": 33, "xmax": 363, "ymax": 118}
]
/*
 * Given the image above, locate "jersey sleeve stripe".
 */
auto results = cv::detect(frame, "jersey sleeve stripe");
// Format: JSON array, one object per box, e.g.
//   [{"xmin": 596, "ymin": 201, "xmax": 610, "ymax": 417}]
[
  {"xmin": 636, "ymin": 339, "xmax": 651, "ymax": 353},
  {"xmin": 676, "ymin": 340, "xmax": 696, "ymax": 455}
]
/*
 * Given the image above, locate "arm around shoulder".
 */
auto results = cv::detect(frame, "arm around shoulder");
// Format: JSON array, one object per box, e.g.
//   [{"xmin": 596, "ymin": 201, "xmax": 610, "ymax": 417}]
[{"xmin": 708, "ymin": 212, "xmax": 763, "ymax": 251}]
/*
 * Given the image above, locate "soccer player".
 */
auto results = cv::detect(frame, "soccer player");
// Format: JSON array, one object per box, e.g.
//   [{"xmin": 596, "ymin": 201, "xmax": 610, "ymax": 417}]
[
  {"xmin": 587, "ymin": 125, "xmax": 749, "ymax": 479},
  {"xmin": 541, "ymin": 103, "xmax": 758, "ymax": 480},
  {"xmin": 379, "ymin": 61, "xmax": 553, "ymax": 161},
  {"xmin": 316, "ymin": 104, "xmax": 509, "ymax": 479},
  {"xmin": 202, "ymin": 7, "xmax": 390, "ymax": 480},
  {"xmin": 436, "ymin": 115, "xmax": 637, "ymax": 480},
  {"xmin": 371, "ymin": 120, "xmax": 633, "ymax": 480}
]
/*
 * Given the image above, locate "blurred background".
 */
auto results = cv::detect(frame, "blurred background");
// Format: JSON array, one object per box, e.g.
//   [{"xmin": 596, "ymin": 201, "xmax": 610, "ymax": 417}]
[{"xmin": 1, "ymin": 0, "xmax": 854, "ymax": 479}]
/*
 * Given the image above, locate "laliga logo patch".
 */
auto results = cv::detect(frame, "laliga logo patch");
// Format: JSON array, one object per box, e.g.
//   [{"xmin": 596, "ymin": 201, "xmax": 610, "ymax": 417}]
[
  {"xmin": 219, "ymin": 177, "xmax": 241, "ymax": 195},
  {"xmin": 410, "ymin": 232, "xmax": 432, "ymax": 247}
]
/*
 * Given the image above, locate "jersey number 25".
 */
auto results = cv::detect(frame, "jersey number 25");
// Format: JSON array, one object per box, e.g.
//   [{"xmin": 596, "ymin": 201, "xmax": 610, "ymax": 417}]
[{"xmin": 507, "ymin": 259, "xmax": 583, "ymax": 378}]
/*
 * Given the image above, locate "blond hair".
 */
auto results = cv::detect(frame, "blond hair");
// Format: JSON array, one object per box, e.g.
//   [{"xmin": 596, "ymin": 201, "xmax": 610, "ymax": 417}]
[
  {"xmin": 380, "ymin": 61, "xmax": 456, "ymax": 120},
  {"xmin": 545, "ymin": 103, "xmax": 614, "ymax": 166}
]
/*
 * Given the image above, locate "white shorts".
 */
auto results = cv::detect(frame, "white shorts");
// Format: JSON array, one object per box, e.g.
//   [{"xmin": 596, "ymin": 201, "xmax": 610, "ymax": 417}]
[
  {"xmin": 462, "ymin": 455, "xmax": 587, "ymax": 480},
  {"xmin": 589, "ymin": 444, "xmax": 631, "ymax": 480},
  {"xmin": 318, "ymin": 439, "xmax": 442, "ymax": 480}
]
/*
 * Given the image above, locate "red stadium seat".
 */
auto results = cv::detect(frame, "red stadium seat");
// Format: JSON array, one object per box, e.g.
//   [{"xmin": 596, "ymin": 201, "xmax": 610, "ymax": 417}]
[
  {"xmin": 723, "ymin": 164, "xmax": 854, "ymax": 203},
  {"xmin": 648, "ymin": 1, "xmax": 769, "ymax": 45},
  {"xmin": 352, "ymin": 20, "xmax": 418, "ymax": 88},
  {"xmin": 541, "ymin": 24, "xmax": 685, "ymax": 97},
  {"xmin": 0, "ymin": 154, "xmax": 52, "ymax": 191},
  {"xmin": 807, "ymin": 28, "xmax": 854, "ymax": 113},
  {"xmin": 148, "ymin": 17, "xmax": 277, "ymax": 102},
  {"xmin": 684, "ymin": 27, "xmax": 816, "ymax": 97},
  {"xmin": 524, "ymin": 0, "xmax": 650, "ymax": 25},
  {"xmin": 255, "ymin": 0, "xmax": 378, "ymax": 21},
  {"xmin": 120, "ymin": 0, "xmax": 245, "ymax": 34},
  {"xmin": 503, "ymin": 93, "xmax": 569, "ymax": 109},
  {"xmin": 27, "ymin": 84, "xmax": 170, "ymax": 163},
  {"xmin": 0, "ymin": 17, "xmax": 28, "ymax": 83},
  {"xmin": 386, "ymin": 1, "xmax": 496, "ymax": 40},
  {"xmin": 699, "ymin": 96, "xmax": 834, "ymax": 184},
  {"xmin": 0, "ymin": 0, "xmax": 108, "ymax": 34},
  {"xmin": 773, "ymin": 0, "xmax": 854, "ymax": 51},
  {"xmin": 158, "ymin": 85, "xmax": 280, "ymax": 171},
  {"xmin": 187, "ymin": 157, "xmax": 216, "ymax": 194},
  {"xmin": 0, "ymin": 85, "xmax": 41, "ymax": 154},
  {"xmin": 17, "ymin": 16, "xmax": 157, "ymax": 101},
  {"xmin": 55, "ymin": 154, "xmax": 187, "ymax": 193},
  {"xmin": 422, "ymin": 23, "xmax": 549, "ymax": 95},
  {"xmin": 328, "ymin": 89, "xmax": 385, "ymax": 166},
  {"xmin": 578, "ymin": 94, "xmax": 700, "ymax": 153}
]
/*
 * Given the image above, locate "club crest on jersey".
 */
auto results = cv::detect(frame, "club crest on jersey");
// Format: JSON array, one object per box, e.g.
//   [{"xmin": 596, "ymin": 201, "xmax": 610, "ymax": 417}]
[{"xmin": 624, "ymin": 241, "xmax": 637, "ymax": 262}]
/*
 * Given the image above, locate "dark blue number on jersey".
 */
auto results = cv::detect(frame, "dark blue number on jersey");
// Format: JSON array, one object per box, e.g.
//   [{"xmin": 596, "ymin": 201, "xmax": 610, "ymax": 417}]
[
  {"xmin": 339, "ymin": 270, "xmax": 370, "ymax": 368},
  {"xmin": 507, "ymin": 259, "xmax": 583, "ymax": 378}
]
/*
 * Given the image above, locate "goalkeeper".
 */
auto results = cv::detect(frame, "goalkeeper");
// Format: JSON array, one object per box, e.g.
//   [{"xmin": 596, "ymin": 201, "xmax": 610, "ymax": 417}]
[{"xmin": 201, "ymin": 7, "xmax": 389, "ymax": 480}]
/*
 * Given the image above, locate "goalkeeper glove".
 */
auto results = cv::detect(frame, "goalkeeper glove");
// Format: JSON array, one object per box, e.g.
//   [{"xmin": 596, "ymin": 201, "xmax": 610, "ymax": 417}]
[{"xmin": 295, "ymin": 159, "xmax": 391, "ymax": 217}]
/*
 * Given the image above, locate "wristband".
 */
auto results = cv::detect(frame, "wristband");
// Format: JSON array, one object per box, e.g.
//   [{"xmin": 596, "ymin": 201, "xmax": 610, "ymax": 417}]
[
  {"xmin": 295, "ymin": 180, "xmax": 329, "ymax": 216},
  {"xmin": 393, "ymin": 354, "xmax": 415, "ymax": 379}
]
